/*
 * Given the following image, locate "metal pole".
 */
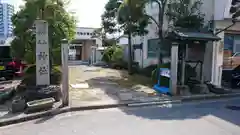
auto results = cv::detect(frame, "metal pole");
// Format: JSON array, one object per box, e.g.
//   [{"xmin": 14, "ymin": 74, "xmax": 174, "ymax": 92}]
[{"xmin": 61, "ymin": 39, "xmax": 69, "ymax": 106}]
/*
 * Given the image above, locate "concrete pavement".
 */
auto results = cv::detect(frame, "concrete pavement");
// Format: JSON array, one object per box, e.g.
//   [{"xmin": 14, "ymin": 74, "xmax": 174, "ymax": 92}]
[
  {"xmin": 1, "ymin": 98, "xmax": 240, "ymax": 135},
  {"xmin": 68, "ymin": 65, "xmax": 167, "ymax": 107}
]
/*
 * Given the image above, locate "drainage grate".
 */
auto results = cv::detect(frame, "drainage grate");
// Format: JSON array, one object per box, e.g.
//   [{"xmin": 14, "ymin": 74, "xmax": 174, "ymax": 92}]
[{"xmin": 226, "ymin": 105, "xmax": 240, "ymax": 111}]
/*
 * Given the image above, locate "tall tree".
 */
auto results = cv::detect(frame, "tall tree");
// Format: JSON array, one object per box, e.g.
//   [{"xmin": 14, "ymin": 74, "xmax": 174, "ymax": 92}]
[
  {"xmin": 101, "ymin": 0, "xmax": 120, "ymax": 34},
  {"xmin": 117, "ymin": 0, "xmax": 149, "ymax": 74},
  {"xmin": 166, "ymin": 0, "xmax": 205, "ymax": 29},
  {"xmin": 11, "ymin": 0, "xmax": 76, "ymax": 66},
  {"xmin": 143, "ymin": 0, "xmax": 167, "ymax": 81},
  {"xmin": 143, "ymin": 0, "xmax": 204, "ymax": 79}
]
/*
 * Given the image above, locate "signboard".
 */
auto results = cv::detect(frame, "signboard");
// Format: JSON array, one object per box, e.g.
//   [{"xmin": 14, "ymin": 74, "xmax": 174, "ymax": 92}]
[
  {"xmin": 35, "ymin": 20, "xmax": 50, "ymax": 85},
  {"xmin": 160, "ymin": 68, "xmax": 170, "ymax": 78},
  {"xmin": 133, "ymin": 43, "xmax": 143, "ymax": 50}
]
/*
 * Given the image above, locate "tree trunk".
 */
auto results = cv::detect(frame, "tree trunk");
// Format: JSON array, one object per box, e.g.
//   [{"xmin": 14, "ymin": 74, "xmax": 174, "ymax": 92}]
[
  {"xmin": 156, "ymin": 2, "xmax": 164, "ymax": 81},
  {"xmin": 128, "ymin": 32, "xmax": 133, "ymax": 75},
  {"xmin": 127, "ymin": 0, "xmax": 133, "ymax": 75}
]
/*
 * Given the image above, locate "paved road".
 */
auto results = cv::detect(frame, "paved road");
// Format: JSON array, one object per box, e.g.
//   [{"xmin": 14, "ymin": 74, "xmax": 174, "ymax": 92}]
[{"xmin": 1, "ymin": 98, "xmax": 240, "ymax": 135}]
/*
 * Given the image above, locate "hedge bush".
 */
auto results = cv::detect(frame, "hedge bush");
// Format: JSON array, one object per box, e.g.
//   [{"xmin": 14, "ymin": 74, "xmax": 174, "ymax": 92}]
[
  {"xmin": 22, "ymin": 65, "xmax": 61, "ymax": 86},
  {"xmin": 102, "ymin": 45, "xmax": 123, "ymax": 63}
]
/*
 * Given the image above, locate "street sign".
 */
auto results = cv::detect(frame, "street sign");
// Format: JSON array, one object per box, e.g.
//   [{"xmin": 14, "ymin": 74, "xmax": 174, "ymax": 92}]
[{"xmin": 35, "ymin": 20, "xmax": 50, "ymax": 85}]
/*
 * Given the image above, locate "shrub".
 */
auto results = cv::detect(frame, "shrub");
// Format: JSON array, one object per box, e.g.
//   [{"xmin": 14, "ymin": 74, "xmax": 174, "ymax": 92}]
[
  {"xmin": 52, "ymin": 47, "xmax": 61, "ymax": 65},
  {"xmin": 102, "ymin": 45, "xmax": 123, "ymax": 63},
  {"xmin": 111, "ymin": 46, "xmax": 123, "ymax": 62},
  {"xmin": 24, "ymin": 64, "xmax": 36, "ymax": 75},
  {"xmin": 22, "ymin": 65, "xmax": 61, "ymax": 86},
  {"xmin": 139, "ymin": 64, "xmax": 157, "ymax": 77},
  {"xmin": 102, "ymin": 46, "xmax": 115, "ymax": 63}
]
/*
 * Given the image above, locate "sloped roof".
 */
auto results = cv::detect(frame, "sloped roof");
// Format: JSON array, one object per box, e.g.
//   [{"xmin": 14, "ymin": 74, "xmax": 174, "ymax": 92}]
[{"xmin": 167, "ymin": 29, "xmax": 221, "ymax": 42}]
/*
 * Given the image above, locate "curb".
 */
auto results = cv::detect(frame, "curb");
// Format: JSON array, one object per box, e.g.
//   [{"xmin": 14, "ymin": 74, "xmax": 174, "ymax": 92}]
[
  {"xmin": 0, "ymin": 103, "xmax": 128, "ymax": 127},
  {"xmin": 0, "ymin": 93, "xmax": 240, "ymax": 127},
  {"xmin": 181, "ymin": 92, "xmax": 240, "ymax": 102}
]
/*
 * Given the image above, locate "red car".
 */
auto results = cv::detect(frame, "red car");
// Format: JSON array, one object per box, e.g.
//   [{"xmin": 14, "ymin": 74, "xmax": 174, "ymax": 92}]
[{"xmin": 0, "ymin": 46, "xmax": 26, "ymax": 80}]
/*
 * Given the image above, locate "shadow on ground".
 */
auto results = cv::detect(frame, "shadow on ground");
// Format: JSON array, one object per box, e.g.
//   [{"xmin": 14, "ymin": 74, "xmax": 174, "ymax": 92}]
[
  {"xmin": 85, "ymin": 76, "xmax": 168, "ymax": 103},
  {"xmin": 86, "ymin": 74, "xmax": 240, "ymax": 127},
  {"xmin": 121, "ymin": 98, "xmax": 240, "ymax": 127},
  {"xmin": 70, "ymin": 65, "xmax": 240, "ymax": 128},
  {"xmin": 0, "ymin": 101, "xmax": 22, "ymax": 121}
]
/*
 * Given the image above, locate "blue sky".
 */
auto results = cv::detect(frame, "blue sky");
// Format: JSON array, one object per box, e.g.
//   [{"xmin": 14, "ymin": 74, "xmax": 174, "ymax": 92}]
[{"xmin": 5, "ymin": 0, "xmax": 108, "ymax": 28}]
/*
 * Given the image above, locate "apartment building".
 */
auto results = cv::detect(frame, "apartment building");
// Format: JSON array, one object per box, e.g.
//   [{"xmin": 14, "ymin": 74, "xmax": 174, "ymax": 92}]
[{"xmin": 0, "ymin": 2, "xmax": 14, "ymax": 45}]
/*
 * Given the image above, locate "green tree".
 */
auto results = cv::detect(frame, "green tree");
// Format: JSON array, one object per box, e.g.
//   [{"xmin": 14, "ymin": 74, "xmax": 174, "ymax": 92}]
[
  {"xmin": 144, "ymin": 0, "xmax": 168, "ymax": 80},
  {"xmin": 11, "ymin": 0, "xmax": 76, "ymax": 67},
  {"xmin": 166, "ymin": 0, "xmax": 205, "ymax": 29},
  {"xmin": 116, "ymin": 0, "xmax": 149, "ymax": 74},
  {"xmin": 92, "ymin": 27, "xmax": 118, "ymax": 47},
  {"xmin": 101, "ymin": 0, "xmax": 120, "ymax": 34}
]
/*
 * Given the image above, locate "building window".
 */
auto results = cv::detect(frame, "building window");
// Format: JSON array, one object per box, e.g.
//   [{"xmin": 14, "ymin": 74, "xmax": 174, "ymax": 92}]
[{"xmin": 147, "ymin": 38, "xmax": 159, "ymax": 58}]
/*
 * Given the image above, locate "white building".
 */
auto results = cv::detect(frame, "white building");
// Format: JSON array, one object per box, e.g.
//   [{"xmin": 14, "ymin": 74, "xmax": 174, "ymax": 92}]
[
  {"xmin": 69, "ymin": 27, "xmax": 103, "ymax": 64},
  {"xmin": 0, "ymin": 2, "xmax": 14, "ymax": 38},
  {"xmin": 128, "ymin": 0, "xmax": 236, "ymax": 86}
]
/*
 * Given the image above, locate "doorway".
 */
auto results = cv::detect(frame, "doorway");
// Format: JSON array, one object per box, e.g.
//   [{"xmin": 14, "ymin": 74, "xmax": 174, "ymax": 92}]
[{"xmin": 75, "ymin": 46, "xmax": 82, "ymax": 60}]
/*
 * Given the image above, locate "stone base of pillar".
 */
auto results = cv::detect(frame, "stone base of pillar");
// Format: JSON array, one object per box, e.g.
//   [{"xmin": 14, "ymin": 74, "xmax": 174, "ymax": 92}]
[{"xmin": 177, "ymin": 85, "xmax": 191, "ymax": 96}]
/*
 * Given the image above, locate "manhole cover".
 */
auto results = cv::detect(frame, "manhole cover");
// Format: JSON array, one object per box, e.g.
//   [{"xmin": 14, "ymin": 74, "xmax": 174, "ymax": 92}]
[{"xmin": 226, "ymin": 105, "xmax": 240, "ymax": 111}]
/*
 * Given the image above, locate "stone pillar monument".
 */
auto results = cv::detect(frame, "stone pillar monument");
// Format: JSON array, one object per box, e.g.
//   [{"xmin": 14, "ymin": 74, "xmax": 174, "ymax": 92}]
[{"xmin": 35, "ymin": 20, "xmax": 50, "ymax": 85}]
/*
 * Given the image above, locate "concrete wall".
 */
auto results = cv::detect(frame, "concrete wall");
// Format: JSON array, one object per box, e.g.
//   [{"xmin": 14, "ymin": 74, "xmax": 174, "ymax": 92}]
[{"xmin": 214, "ymin": 0, "xmax": 232, "ymax": 20}]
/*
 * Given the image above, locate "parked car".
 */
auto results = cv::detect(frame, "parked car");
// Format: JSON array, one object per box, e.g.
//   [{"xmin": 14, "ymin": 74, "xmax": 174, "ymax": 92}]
[
  {"xmin": 0, "ymin": 46, "xmax": 26, "ymax": 80},
  {"xmin": 0, "ymin": 45, "xmax": 14, "ymax": 80}
]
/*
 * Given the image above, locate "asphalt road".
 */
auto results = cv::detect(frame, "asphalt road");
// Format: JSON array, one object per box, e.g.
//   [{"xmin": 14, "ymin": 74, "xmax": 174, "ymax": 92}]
[{"xmin": 1, "ymin": 98, "xmax": 240, "ymax": 135}]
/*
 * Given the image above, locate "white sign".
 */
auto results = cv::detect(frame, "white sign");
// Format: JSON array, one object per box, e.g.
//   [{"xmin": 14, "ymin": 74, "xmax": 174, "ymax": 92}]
[
  {"xmin": 35, "ymin": 20, "xmax": 50, "ymax": 85},
  {"xmin": 160, "ymin": 69, "xmax": 170, "ymax": 78}
]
